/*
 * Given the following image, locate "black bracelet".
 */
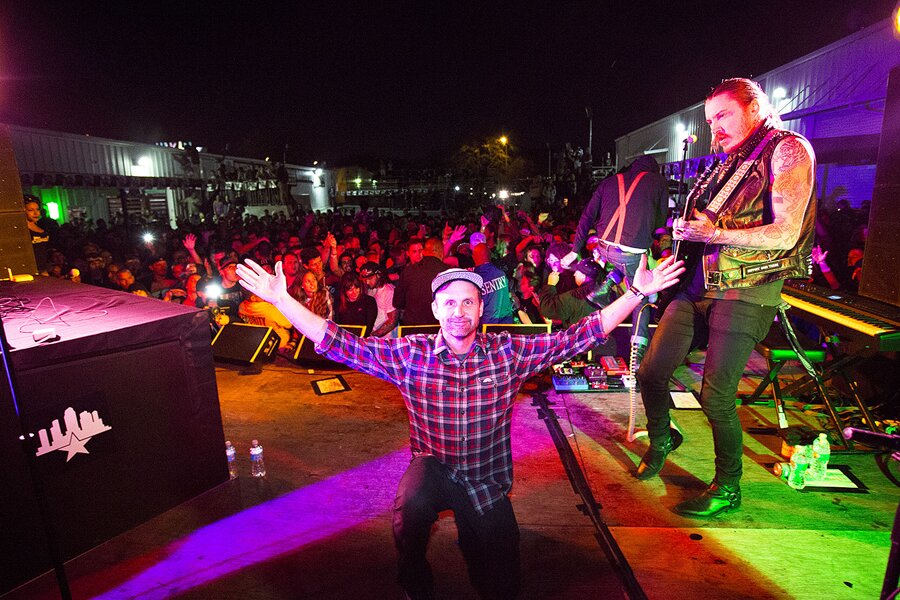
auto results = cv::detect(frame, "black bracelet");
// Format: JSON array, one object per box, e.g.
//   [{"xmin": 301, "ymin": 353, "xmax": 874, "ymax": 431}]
[{"xmin": 628, "ymin": 284, "xmax": 645, "ymax": 299}]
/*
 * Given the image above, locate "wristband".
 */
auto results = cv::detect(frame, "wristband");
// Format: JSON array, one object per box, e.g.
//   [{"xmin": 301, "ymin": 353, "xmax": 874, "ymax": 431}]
[
  {"xmin": 628, "ymin": 284, "xmax": 645, "ymax": 299},
  {"xmin": 707, "ymin": 228, "xmax": 722, "ymax": 244}
]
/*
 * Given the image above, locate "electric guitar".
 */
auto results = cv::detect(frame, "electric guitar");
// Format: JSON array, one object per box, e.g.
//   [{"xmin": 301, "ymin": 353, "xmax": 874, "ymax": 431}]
[{"xmin": 653, "ymin": 159, "xmax": 720, "ymax": 319}]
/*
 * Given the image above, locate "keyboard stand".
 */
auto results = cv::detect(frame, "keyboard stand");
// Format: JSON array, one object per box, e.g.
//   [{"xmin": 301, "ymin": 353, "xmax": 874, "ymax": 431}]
[{"xmin": 776, "ymin": 307, "xmax": 882, "ymax": 450}]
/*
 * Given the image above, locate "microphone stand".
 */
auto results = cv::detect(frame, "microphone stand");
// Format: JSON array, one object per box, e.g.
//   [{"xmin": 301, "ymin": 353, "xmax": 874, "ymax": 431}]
[
  {"xmin": 0, "ymin": 312, "xmax": 72, "ymax": 599},
  {"xmin": 676, "ymin": 137, "xmax": 691, "ymax": 221}
]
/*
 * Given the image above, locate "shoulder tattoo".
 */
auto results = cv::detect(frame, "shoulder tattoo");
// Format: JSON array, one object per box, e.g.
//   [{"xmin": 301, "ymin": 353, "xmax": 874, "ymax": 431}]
[{"xmin": 772, "ymin": 136, "xmax": 809, "ymax": 173}]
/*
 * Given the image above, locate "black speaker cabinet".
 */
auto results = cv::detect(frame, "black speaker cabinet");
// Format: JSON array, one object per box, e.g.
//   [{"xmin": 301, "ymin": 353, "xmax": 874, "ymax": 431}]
[
  {"xmin": 0, "ymin": 278, "xmax": 226, "ymax": 594},
  {"xmin": 212, "ymin": 323, "xmax": 279, "ymax": 365},
  {"xmin": 860, "ymin": 65, "xmax": 900, "ymax": 307}
]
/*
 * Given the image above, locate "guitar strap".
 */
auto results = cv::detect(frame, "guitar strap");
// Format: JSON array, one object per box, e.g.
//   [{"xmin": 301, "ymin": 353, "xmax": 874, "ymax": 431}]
[
  {"xmin": 601, "ymin": 171, "xmax": 648, "ymax": 245},
  {"xmin": 701, "ymin": 128, "xmax": 780, "ymax": 220}
]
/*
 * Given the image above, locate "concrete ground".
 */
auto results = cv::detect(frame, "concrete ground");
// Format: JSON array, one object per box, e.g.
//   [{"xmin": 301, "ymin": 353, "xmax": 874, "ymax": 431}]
[{"xmin": 5, "ymin": 350, "xmax": 897, "ymax": 600}]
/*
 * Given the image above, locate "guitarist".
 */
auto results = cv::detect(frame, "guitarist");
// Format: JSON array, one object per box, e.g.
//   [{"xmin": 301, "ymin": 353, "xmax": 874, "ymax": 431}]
[{"xmin": 634, "ymin": 78, "xmax": 817, "ymax": 518}]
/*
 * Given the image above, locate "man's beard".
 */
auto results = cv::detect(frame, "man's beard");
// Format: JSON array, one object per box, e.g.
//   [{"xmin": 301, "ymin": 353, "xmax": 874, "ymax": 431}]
[
  {"xmin": 443, "ymin": 317, "xmax": 476, "ymax": 338},
  {"xmin": 714, "ymin": 114, "xmax": 761, "ymax": 154}
]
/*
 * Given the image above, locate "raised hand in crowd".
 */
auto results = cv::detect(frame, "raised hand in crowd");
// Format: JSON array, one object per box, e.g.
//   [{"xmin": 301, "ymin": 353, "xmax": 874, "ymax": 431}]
[
  {"xmin": 560, "ymin": 250, "xmax": 579, "ymax": 270},
  {"xmin": 811, "ymin": 244, "xmax": 840, "ymax": 290},
  {"xmin": 449, "ymin": 225, "xmax": 467, "ymax": 245},
  {"xmin": 811, "ymin": 245, "xmax": 829, "ymax": 269}
]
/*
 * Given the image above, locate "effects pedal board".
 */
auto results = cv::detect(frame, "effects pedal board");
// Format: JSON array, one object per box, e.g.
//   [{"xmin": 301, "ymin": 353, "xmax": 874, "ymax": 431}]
[
  {"xmin": 551, "ymin": 373, "xmax": 589, "ymax": 391},
  {"xmin": 600, "ymin": 355, "xmax": 629, "ymax": 375}
]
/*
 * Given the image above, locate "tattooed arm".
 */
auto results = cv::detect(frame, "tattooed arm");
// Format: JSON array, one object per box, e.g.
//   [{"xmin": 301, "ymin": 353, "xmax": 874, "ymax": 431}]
[
  {"xmin": 715, "ymin": 135, "xmax": 815, "ymax": 249},
  {"xmin": 673, "ymin": 135, "xmax": 815, "ymax": 249}
]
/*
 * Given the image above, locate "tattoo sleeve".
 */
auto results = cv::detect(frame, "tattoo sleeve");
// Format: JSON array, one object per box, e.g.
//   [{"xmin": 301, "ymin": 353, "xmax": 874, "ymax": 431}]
[
  {"xmin": 718, "ymin": 136, "xmax": 814, "ymax": 250},
  {"xmin": 372, "ymin": 310, "xmax": 398, "ymax": 337}
]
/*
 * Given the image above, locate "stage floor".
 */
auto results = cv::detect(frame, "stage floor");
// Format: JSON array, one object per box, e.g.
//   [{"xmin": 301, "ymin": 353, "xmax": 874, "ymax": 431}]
[{"xmin": 4, "ymin": 349, "xmax": 896, "ymax": 599}]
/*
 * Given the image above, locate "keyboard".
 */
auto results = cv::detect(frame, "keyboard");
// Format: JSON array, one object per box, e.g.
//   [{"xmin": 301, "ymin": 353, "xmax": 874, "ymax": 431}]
[{"xmin": 782, "ymin": 281, "xmax": 900, "ymax": 351}]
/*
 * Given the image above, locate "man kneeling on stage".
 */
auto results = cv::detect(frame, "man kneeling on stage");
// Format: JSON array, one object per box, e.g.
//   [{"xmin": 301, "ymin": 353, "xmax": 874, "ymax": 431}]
[{"xmin": 238, "ymin": 255, "xmax": 684, "ymax": 599}]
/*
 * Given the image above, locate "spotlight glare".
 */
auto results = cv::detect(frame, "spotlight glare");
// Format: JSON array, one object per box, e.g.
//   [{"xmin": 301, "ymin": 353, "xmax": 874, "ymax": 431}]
[{"xmin": 895, "ymin": 2, "xmax": 900, "ymax": 36}]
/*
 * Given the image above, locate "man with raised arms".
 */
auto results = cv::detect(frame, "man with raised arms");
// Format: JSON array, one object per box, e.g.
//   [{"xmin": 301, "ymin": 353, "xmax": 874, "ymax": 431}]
[{"xmin": 238, "ymin": 254, "xmax": 684, "ymax": 599}]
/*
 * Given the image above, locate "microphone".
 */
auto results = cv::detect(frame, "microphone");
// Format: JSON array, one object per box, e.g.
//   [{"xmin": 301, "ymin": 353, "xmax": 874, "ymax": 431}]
[
  {"xmin": 842, "ymin": 427, "xmax": 900, "ymax": 452},
  {"xmin": 683, "ymin": 134, "xmax": 698, "ymax": 145}
]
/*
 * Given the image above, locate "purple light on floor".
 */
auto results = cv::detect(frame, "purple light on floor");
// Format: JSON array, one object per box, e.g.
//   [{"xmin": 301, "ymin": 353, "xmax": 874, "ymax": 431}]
[
  {"xmin": 88, "ymin": 402, "xmax": 556, "ymax": 599},
  {"xmin": 91, "ymin": 449, "xmax": 410, "ymax": 600}
]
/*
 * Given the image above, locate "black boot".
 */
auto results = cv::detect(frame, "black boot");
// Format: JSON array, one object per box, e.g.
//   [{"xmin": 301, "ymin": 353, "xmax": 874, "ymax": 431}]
[
  {"xmin": 634, "ymin": 428, "xmax": 683, "ymax": 480},
  {"xmin": 673, "ymin": 481, "xmax": 741, "ymax": 518}
]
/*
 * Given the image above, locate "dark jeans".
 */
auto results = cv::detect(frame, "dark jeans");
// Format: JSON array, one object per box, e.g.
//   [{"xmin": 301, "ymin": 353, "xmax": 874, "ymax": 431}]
[
  {"xmin": 595, "ymin": 244, "xmax": 650, "ymax": 344},
  {"xmin": 636, "ymin": 295, "xmax": 777, "ymax": 486},
  {"xmin": 393, "ymin": 455, "xmax": 521, "ymax": 600}
]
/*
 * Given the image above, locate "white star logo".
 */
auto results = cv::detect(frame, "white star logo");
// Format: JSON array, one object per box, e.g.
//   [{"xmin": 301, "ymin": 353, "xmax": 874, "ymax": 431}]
[
  {"xmin": 62, "ymin": 433, "xmax": 91, "ymax": 462},
  {"xmin": 34, "ymin": 406, "xmax": 112, "ymax": 462}
]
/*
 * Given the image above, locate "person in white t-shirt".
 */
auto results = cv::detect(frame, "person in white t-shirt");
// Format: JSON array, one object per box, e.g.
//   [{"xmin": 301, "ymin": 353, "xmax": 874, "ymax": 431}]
[{"xmin": 359, "ymin": 261, "xmax": 398, "ymax": 337}]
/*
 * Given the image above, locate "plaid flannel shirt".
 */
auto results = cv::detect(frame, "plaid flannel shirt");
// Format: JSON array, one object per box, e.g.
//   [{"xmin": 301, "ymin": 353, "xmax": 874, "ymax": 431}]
[{"xmin": 317, "ymin": 313, "xmax": 606, "ymax": 514}]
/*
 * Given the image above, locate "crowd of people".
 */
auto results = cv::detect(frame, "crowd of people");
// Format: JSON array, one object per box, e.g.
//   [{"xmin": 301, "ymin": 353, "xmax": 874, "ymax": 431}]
[
  {"xmin": 22, "ymin": 197, "xmax": 648, "ymax": 351},
  {"xmin": 23, "ymin": 165, "xmax": 868, "ymax": 358}
]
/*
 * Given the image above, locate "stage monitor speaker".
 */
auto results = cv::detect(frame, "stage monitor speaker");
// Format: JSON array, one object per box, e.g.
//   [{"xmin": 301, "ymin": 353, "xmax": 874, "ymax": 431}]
[
  {"xmin": 292, "ymin": 324, "xmax": 365, "ymax": 368},
  {"xmin": 0, "ymin": 124, "xmax": 38, "ymax": 277},
  {"xmin": 859, "ymin": 65, "xmax": 900, "ymax": 307},
  {"xmin": 397, "ymin": 324, "xmax": 441, "ymax": 337},
  {"xmin": 211, "ymin": 323, "xmax": 279, "ymax": 365},
  {"xmin": 482, "ymin": 323, "xmax": 551, "ymax": 335}
]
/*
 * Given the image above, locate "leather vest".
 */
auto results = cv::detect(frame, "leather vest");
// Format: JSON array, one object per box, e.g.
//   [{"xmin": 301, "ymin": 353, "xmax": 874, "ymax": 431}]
[{"xmin": 702, "ymin": 129, "xmax": 817, "ymax": 291}]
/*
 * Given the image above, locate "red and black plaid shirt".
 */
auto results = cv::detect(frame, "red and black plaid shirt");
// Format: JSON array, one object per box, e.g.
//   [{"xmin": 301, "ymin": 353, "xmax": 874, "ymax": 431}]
[{"xmin": 317, "ymin": 314, "xmax": 607, "ymax": 514}]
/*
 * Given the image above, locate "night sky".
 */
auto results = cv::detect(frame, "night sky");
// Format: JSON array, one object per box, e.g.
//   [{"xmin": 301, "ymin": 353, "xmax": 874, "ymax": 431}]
[{"xmin": 1, "ymin": 1, "xmax": 896, "ymax": 169}]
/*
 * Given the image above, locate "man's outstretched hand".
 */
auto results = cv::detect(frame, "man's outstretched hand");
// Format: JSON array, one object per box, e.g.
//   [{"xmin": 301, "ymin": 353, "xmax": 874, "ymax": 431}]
[
  {"xmin": 237, "ymin": 259, "xmax": 288, "ymax": 305},
  {"xmin": 632, "ymin": 255, "xmax": 685, "ymax": 296}
]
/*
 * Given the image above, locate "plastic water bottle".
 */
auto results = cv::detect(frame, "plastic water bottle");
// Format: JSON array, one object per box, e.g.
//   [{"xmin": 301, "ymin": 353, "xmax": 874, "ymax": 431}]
[
  {"xmin": 809, "ymin": 433, "xmax": 831, "ymax": 482},
  {"xmin": 250, "ymin": 439, "xmax": 266, "ymax": 478},
  {"xmin": 225, "ymin": 440, "xmax": 238, "ymax": 479},
  {"xmin": 774, "ymin": 444, "xmax": 811, "ymax": 489},
  {"xmin": 787, "ymin": 444, "xmax": 811, "ymax": 489}
]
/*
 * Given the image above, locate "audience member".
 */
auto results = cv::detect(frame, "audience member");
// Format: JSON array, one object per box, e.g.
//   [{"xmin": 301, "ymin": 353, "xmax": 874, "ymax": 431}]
[
  {"xmin": 360, "ymin": 261, "xmax": 398, "ymax": 337},
  {"xmin": 115, "ymin": 268, "xmax": 150, "ymax": 296},
  {"xmin": 213, "ymin": 258, "xmax": 246, "ymax": 323},
  {"xmin": 239, "ymin": 287, "xmax": 293, "ymax": 350},
  {"xmin": 290, "ymin": 268, "xmax": 333, "ymax": 320},
  {"xmin": 393, "ymin": 237, "xmax": 446, "ymax": 326},
  {"xmin": 472, "ymin": 243, "xmax": 515, "ymax": 324},
  {"xmin": 514, "ymin": 268, "xmax": 547, "ymax": 325},
  {"xmin": 334, "ymin": 272, "xmax": 378, "ymax": 334}
]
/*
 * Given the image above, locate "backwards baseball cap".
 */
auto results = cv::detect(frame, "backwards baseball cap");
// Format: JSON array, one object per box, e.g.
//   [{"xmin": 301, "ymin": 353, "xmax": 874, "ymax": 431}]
[
  {"xmin": 431, "ymin": 268, "xmax": 484, "ymax": 298},
  {"xmin": 358, "ymin": 261, "xmax": 382, "ymax": 278},
  {"xmin": 469, "ymin": 232, "xmax": 487, "ymax": 247}
]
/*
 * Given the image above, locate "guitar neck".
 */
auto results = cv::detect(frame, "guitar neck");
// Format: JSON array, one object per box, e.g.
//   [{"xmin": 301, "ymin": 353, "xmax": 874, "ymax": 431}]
[
  {"xmin": 670, "ymin": 157, "xmax": 720, "ymax": 259},
  {"xmin": 671, "ymin": 193, "xmax": 697, "ymax": 259}
]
